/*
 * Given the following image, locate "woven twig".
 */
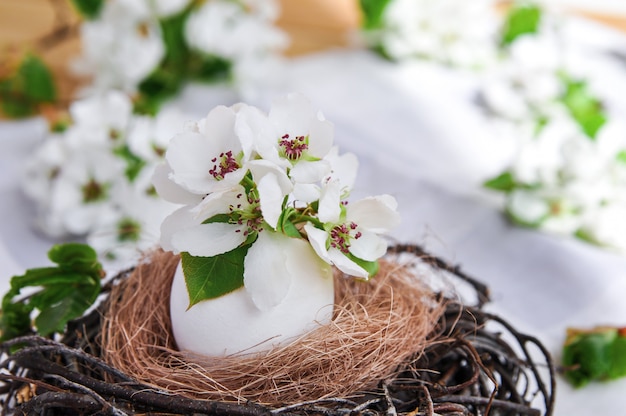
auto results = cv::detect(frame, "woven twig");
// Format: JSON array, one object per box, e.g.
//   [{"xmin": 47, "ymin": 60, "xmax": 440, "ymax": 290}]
[{"xmin": 0, "ymin": 244, "xmax": 555, "ymax": 415}]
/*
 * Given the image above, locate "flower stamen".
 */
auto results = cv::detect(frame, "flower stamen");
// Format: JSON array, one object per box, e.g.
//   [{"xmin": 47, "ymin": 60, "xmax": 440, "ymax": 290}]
[
  {"xmin": 279, "ymin": 134, "xmax": 308, "ymax": 161},
  {"xmin": 82, "ymin": 178, "xmax": 106, "ymax": 203},
  {"xmin": 209, "ymin": 150, "xmax": 240, "ymax": 180},
  {"xmin": 329, "ymin": 221, "xmax": 361, "ymax": 254},
  {"xmin": 229, "ymin": 192, "xmax": 264, "ymax": 237}
]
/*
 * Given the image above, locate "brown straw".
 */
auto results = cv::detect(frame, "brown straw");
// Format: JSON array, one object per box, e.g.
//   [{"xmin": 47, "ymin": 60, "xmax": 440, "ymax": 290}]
[{"xmin": 101, "ymin": 250, "xmax": 446, "ymax": 406}]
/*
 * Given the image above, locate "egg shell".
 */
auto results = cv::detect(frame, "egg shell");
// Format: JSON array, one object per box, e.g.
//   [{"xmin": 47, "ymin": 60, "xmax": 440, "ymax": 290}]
[{"xmin": 169, "ymin": 240, "xmax": 335, "ymax": 356}]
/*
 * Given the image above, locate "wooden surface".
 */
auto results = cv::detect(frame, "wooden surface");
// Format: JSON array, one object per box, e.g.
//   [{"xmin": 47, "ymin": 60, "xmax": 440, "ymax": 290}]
[{"xmin": 0, "ymin": 0, "xmax": 624, "ymax": 106}]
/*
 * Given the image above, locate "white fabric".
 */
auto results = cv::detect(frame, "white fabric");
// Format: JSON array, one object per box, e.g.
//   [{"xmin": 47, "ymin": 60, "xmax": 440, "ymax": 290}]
[{"xmin": 1, "ymin": 15, "xmax": 626, "ymax": 415}]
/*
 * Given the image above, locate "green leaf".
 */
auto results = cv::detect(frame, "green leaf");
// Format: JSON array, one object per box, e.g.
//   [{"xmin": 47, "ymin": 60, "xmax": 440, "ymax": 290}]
[
  {"xmin": 359, "ymin": 0, "xmax": 394, "ymax": 30},
  {"xmin": 188, "ymin": 53, "xmax": 232, "ymax": 83},
  {"xmin": 281, "ymin": 219, "xmax": 302, "ymax": 239},
  {"xmin": 561, "ymin": 78, "xmax": 607, "ymax": 139},
  {"xmin": 501, "ymin": 4, "xmax": 542, "ymax": 45},
  {"xmin": 608, "ymin": 333, "xmax": 626, "ymax": 380},
  {"xmin": 277, "ymin": 206, "xmax": 303, "ymax": 238},
  {"xmin": 202, "ymin": 214, "xmax": 232, "ymax": 224},
  {"xmin": 47, "ymin": 242, "xmax": 100, "ymax": 270},
  {"xmin": 346, "ymin": 253, "xmax": 380, "ymax": 278},
  {"xmin": 113, "ymin": 145, "xmax": 146, "ymax": 182},
  {"xmin": 136, "ymin": 10, "xmax": 190, "ymax": 114},
  {"xmin": 562, "ymin": 327, "xmax": 619, "ymax": 387},
  {"xmin": 616, "ymin": 150, "xmax": 626, "ymax": 164},
  {"xmin": 181, "ymin": 245, "xmax": 251, "ymax": 308},
  {"xmin": 484, "ymin": 171, "xmax": 516, "ymax": 192},
  {"xmin": 33, "ymin": 279, "xmax": 100, "ymax": 335},
  {"xmin": 70, "ymin": 0, "xmax": 104, "ymax": 19},
  {"xmin": 0, "ymin": 243, "xmax": 102, "ymax": 341},
  {"xmin": 0, "ymin": 54, "xmax": 56, "ymax": 118}
]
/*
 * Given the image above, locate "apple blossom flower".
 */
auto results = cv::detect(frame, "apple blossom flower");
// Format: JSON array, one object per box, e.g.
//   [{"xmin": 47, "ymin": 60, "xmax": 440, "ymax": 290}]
[
  {"xmin": 161, "ymin": 105, "xmax": 255, "ymax": 198},
  {"xmin": 74, "ymin": 0, "xmax": 164, "ymax": 93},
  {"xmin": 87, "ymin": 166, "xmax": 179, "ymax": 266},
  {"xmin": 65, "ymin": 91, "xmax": 134, "ymax": 148},
  {"xmin": 304, "ymin": 183, "xmax": 400, "ymax": 278},
  {"xmin": 364, "ymin": 0, "xmax": 498, "ymax": 68},
  {"xmin": 46, "ymin": 141, "xmax": 125, "ymax": 236},
  {"xmin": 239, "ymin": 93, "xmax": 335, "ymax": 184}
]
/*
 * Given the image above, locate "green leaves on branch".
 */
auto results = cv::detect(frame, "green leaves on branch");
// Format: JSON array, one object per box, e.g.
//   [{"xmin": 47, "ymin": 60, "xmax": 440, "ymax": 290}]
[
  {"xmin": 181, "ymin": 246, "xmax": 249, "ymax": 308},
  {"xmin": 501, "ymin": 3, "xmax": 542, "ymax": 46},
  {"xmin": 0, "ymin": 54, "xmax": 56, "ymax": 118},
  {"xmin": 0, "ymin": 244, "xmax": 103, "ymax": 341},
  {"xmin": 562, "ymin": 326, "xmax": 626, "ymax": 388}
]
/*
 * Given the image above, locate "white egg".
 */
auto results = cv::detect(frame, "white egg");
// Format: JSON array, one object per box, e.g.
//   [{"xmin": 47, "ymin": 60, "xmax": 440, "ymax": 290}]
[{"xmin": 169, "ymin": 240, "xmax": 335, "ymax": 357}]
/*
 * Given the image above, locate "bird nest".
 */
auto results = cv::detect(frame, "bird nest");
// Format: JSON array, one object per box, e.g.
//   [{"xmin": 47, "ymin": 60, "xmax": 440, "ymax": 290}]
[{"xmin": 0, "ymin": 244, "xmax": 555, "ymax": 415}]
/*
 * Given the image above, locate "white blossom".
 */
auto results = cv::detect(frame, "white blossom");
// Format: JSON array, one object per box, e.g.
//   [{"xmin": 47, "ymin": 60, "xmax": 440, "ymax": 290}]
[
  {"xmin": 156, "ymin": 94, "xmax": 399, "ymax": 310},
  {"xmin": 370, "ymin": 0, "xmax": 499, "ymax": 68},
  {"xmin": 305, "ymin": 187, "xmax": 400, "ymax": 278},
  {"xmin": 74, "ymin": 0, "xmax": 164, "ymax": 93}
]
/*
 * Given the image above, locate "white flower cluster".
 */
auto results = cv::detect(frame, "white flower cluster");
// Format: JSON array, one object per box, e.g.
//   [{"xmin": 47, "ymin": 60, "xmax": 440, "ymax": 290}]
[
  {"xmin": 22, "ymin": 91, "xmax": 186, "ymax": 265},
  {"xmin": 155, "ymin": 93, "xmax": 400, "ymax": 309},
  {"xmin": 74, "ymin": 0, "xmax": 287, "ymax": 96},
  {"xmin": 363, "ymin": 0, "xmax": 499, "ymax": 68},
  {"xmin": 479, "ymin": 7, "xmax": 626, "ymax": 252}
]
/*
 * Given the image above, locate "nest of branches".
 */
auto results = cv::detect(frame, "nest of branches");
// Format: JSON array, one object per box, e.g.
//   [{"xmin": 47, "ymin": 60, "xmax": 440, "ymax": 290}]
[{"xmin": 0, "ymin": 244, "xmax": 555, "ymax": 415}]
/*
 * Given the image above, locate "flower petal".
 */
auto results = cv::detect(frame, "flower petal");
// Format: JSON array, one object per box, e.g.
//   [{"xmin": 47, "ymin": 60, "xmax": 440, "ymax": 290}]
[
  {"xmin": 257, "ymin": 173, "xmax": 284, "ymax": 229},
  {"xmin": 166, "ymin": 130, "xmax": 216, "ymax": 194},
  {"xmin": 324, "ymin": 148, "xmax": 358, "ymax": 193},
  {"xmin": 317, "ymin": 180, "xmax": 342, "ymax": 224},
  {"xmin": 191, "ymin": 184, "xmax": 248, "ymax": 221},
  {"xmin": 349, "ymin": 231, "xmax": 387, "ymax": 261},
  {"xmin": 307, "ymin": 115, "xmax": 334, "ymax": 158},
  {"xmin": 243, "ymin": 231, "xmax": 293, "ymax": 311},
  {"xmin": 347, "ymin": 195, "xmax": 400, "ymax": 233},
  {"xmin": 248, "ymin": 159, "xmax": 293, "ymax": 193},
  {"xmin": 328, "ymin": 249, "xmax": 368, "ymax": 278},
  {"xmin": 171, "ymin": 222, "xmax": 246, "ymax": 257},
  {"xmin": 152, "ymin": 162, "xmax": 202, "ymax": 205},
  {"xmin": 201, "ymin": 105, "xmax": 239, "ymax": 151},
  {"xmin": 269, "ymin": 93, "xmax": 314, "ymax": 136},
  {"xmin": 290, "ymin": 160, "xmax": 331, "ymax": 184},
  {"xmin": 304, "ymin": 223, "xmax": 331, "ymax": 263},
  {"xmin": 160, "ymin": 205, "xmax": 202, "ymax": 252}
]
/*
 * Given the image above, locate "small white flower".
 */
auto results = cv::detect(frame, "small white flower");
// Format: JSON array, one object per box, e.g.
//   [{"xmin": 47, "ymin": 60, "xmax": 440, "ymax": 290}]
[
  {"xmin": 163, "ymin": 105, "xmax": 253, "ymax": 197},
  {"xmin": 74, "ymin": 0, "xmax": 164, "ymax": 93},
  {"xmin": 373, "ymin": 0, "xmax": 498, "ymax": 68},
  {"xmin": 305, "ymin": 189, "xmax": 400, "ymax": 278},
  {"xmin": 87, "ymin": 166, "xmax": 179, "ymax": 267},
  {"xmin": 184, "ymin": 0, "xmax": 287, "ymax": 61},
  {"xmin": 244, "ymin": 93, "xmax": 335, "ymax": 183},
  {"xmin": 48, "ymin": 142, "xmax": 126, "ymax": 235},
  {"xmin": 66, "ymin": 91, "xmax": 134, "ymax": 148},
  {"xmin": 128, "ymin": 107, "xmax": 190, "ymax": 163}
]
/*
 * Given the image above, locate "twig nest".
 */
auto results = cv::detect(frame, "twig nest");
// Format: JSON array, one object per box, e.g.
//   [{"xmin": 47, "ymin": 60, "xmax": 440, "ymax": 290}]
[
  {"xmin": 169, "ymin": 238, "xmax": 335, "ymax": 356},
  {"xmin": 102, "ymin": 251, "xmax": 444, "ymax": 405}
]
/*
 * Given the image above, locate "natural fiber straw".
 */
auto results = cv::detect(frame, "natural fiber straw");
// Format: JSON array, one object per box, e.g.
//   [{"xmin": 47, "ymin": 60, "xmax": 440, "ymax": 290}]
[{"xmin": 101, "ymin": 250, "xmax": 446, "ymax": 406}]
